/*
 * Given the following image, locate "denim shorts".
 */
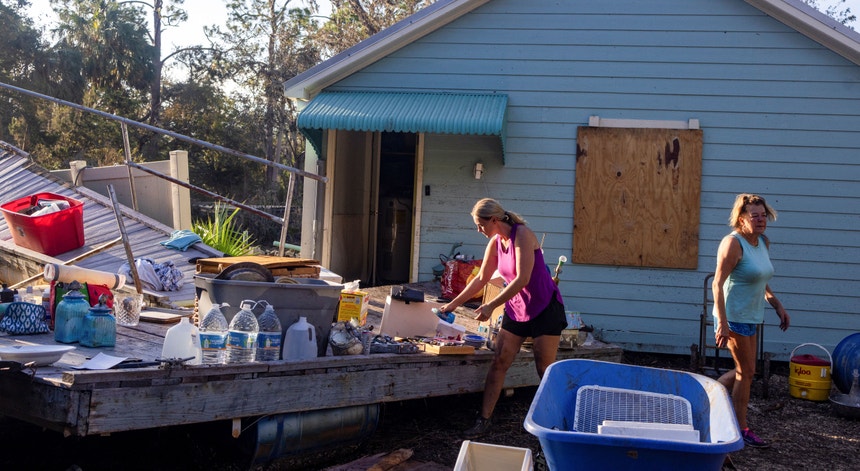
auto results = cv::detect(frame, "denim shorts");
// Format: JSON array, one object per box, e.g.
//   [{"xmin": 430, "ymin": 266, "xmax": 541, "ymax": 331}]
[{"xmin": 728, "ymin": 321, "xmax": 757, "ymax": 337}]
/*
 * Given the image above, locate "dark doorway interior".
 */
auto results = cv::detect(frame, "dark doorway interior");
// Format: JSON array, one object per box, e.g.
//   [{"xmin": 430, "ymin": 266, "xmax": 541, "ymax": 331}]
[{"xmin": 374, "ymin": 133, "xmax": 416, "ymax": 285}]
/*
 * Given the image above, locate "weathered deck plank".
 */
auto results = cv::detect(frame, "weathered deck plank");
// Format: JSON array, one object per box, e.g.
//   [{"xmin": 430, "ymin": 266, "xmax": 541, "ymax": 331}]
[
  {"xmin": 0, "ymin": 327, "xmax": 620, "ymax": 437},
  {"xmin": 0, "ymin": 280, "xmax": 622, "ymax": 437}
]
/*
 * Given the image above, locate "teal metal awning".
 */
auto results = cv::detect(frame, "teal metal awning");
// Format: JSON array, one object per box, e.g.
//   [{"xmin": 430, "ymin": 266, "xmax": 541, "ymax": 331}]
[{"xmin": 297, "ymin": 91, "xmax": 508, "ymax": 160}]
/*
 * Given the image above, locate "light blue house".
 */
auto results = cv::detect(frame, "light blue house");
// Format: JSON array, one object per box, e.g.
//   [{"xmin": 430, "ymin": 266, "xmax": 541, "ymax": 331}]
[{"xmin": 284, "ymin": 0, "xmax": 860, "ymax": 360}]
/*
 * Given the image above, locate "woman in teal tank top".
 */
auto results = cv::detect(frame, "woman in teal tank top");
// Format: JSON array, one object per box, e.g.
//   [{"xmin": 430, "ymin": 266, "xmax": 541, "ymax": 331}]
[{"xmin": 712, "ymin": 194, "xmax": 790, "ymax": 448}]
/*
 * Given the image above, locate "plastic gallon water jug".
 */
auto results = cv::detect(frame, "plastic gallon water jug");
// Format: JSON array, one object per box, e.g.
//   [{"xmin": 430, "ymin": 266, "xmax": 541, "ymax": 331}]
[
  {"xmin": 161, "ymin": 316, "xmax": 202, "ymax": 364},
  {"xmin": 283, "ymin": 316, "xmax": 317, "ymax": 361}
]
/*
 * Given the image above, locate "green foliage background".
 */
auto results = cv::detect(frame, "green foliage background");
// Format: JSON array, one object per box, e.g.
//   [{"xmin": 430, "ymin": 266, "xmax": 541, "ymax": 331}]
[{"xmin": 0, "ymin": 0, "xmax": 431, "ymax": 247}]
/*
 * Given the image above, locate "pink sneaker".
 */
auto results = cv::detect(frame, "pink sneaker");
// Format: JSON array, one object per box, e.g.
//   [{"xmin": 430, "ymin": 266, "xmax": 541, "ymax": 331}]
[{"xmin": 742, "ymin": 428, "xmax": 770, "ymax": 448}]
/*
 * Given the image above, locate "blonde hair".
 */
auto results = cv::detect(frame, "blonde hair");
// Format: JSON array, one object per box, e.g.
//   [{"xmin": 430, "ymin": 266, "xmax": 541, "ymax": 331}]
[
  {"xmin": 471, "ymin": 198, "xmax": 527, "ymax": 225},
  {"xmin": 728, "ymin": 193, "xmax": 778, "ymax": 229}
]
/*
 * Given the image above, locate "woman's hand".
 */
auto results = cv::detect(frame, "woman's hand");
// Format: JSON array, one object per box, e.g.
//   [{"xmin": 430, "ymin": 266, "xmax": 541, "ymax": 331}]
[
  {"xmin": 715, "ymin": 322, "xmax": 730, "ymax": 348},
  {"xmin": 474, "ymin": 304, "xmax": 492, "ymax": 322},
  {"xmin": 777, "ymin": 309, "xmax": 790, "ymax": 331}
]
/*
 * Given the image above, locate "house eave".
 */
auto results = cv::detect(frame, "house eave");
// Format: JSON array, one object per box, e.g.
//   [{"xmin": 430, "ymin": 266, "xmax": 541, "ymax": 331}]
[
  {"xmin": 283, "ymin": 0, "xmax": 491, "ymax": 100},
  {"xmin": 284, "ymin": 0, "xmax": 860, "ymax": 101},
  {"xmin": 746, "ymin": 0, "xmax": 860, "ymax": 66}
]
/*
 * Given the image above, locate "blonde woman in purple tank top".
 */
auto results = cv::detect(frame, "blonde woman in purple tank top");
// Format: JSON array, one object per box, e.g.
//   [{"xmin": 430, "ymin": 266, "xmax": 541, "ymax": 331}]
[{"xmin": 440, "ymin": 198, "xmax": 566, "ymax": 439}]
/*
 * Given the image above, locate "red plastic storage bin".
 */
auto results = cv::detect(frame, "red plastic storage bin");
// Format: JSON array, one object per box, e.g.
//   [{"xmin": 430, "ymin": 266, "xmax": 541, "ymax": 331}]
[{"xmin": 1, "ymin": 192, "xmax": 85, "ymax": 256}]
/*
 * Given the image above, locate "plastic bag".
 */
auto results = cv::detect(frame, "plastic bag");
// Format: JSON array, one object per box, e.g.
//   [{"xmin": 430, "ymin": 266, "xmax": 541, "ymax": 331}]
[{"xmin": 440, "ymin": 258, "xmax": 482, "ymax": 301}]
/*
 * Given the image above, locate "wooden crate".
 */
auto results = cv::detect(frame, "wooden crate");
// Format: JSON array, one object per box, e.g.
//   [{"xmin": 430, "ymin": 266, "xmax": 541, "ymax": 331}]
[
  {"xmin": 421, "ymin": 343, "xmax": 475, "ymax": 355},
  {"xmin": 195, "ymin": 255, "xmax": 320, "ymax": 278}
]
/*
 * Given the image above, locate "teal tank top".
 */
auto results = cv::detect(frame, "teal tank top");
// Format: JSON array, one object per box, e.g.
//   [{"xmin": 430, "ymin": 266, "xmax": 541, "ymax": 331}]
[{"xmin": 717, "ymin": 232, "xmax": 774, "ymax": 324}]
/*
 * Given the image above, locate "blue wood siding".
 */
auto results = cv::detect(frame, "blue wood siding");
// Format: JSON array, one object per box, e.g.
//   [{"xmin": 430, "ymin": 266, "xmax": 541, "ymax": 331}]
[{"xmin": 326, "ymin": 0, "xmax": 860, "ymax": 359}]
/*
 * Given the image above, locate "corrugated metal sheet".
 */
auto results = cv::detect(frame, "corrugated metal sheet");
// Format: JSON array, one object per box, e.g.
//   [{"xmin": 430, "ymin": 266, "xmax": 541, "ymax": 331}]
[
  {"xmin": 0, "ymin": 143, "xmax": 221, "ymax": 307},
  {"xmin": 297, "ymin": 91, "xmax": 508, "ymax": 159}
]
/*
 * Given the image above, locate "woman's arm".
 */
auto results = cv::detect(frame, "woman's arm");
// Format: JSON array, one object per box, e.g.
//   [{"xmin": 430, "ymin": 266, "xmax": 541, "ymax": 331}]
[
  {"xmin": 765, "ymin": 285, "xmax": 790, "ymax": 331},
  {"xmin": 712, "ymin": 235, "xmax": 741, "ymax": 347},
  {"xmin": 441, "ymin": 236, "xmax": 498, "ymax": 313}
]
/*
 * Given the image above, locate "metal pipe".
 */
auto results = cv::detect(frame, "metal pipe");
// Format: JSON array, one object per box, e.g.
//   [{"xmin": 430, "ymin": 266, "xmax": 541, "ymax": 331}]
[
  {"xmin": 107, "ymin": 184, "xmax": 143, "ymax": 295},
  {"xmin": 0, "ymin": 81, "xmax": 327, "ymax": 183},
  {"xmin": 121, "ymin": 123, "xmax": 140, "ymax": 211},
  {"xmin": 125, "ymin": 161, "xmax": 284, "ymax": 225},
  {"xmin": 277, "ymin": 173, "xmax": 295, "ymax": 257}
]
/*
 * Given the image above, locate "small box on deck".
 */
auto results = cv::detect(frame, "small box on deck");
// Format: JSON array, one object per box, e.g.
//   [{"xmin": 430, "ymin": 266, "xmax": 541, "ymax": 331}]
[
  {"xmin": 477, "ymin": 277, "xmax": 506, "ymax": 335},
  {"xmin": 380, "ymin": 295, "xmax": 444, "ymax": 338},
  {"xmin": 454, "ymin": 440, "xmax": 533, "ymax": 471},
  {"xmin": 337, "ymin": 290, "xmax": 369, "ymax": 324},
  {"xmin": 1, "ymin": 192, "xmax": 85, "ymax": 256},
  {"xmin": 436, "ymin": 319, "xmax": 466, "ymax": 340}
]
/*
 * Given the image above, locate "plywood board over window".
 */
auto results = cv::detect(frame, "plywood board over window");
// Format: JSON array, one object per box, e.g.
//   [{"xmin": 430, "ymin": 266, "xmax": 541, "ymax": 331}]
[{"xmin": 573, "ymin": 127, "xmax": 703, "ymax": 269}]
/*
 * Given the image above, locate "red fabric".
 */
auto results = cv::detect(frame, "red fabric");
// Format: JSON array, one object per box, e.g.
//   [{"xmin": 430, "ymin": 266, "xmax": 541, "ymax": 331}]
[
  {"xmin": 87, "ymin": 283, "xmax": 114, "ymax": 308},
  {"xmin": 440, "ymin": 259, "xmax": 482, "ymax": 301}
]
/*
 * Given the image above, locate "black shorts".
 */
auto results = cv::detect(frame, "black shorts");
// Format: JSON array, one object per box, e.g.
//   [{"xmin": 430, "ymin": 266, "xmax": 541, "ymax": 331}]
[{"xmin": 501, "ymin": 296, "xmax": 567, "ymax": 338}]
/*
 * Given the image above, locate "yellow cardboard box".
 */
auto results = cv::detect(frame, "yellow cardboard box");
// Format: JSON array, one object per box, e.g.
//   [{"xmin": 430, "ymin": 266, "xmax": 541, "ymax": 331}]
[{"xmin": 337, "ymin": 290, "xmax": 369, "ymax": 324}]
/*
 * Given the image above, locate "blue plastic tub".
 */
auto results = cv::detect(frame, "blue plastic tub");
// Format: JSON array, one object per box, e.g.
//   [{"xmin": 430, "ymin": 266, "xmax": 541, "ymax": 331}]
[{"xmin": 524, "ymin": 360, "xmax": 743, "ymax": 471}]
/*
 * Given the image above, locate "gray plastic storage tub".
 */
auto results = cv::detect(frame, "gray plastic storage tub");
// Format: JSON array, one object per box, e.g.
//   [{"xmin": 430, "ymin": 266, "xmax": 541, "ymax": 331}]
[{"xmin": 194, "ymin": 274, "xmax": 343, "ymax": 357}]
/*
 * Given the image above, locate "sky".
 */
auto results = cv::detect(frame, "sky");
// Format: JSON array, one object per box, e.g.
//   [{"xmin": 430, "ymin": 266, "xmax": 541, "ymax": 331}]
[
  {"xmin": 26, "ymin": 0, "xmax": 329, "ymax": 51},
  {"xmin": 23, "ymin": 0, "xmax": 860, "ymax": 66}
]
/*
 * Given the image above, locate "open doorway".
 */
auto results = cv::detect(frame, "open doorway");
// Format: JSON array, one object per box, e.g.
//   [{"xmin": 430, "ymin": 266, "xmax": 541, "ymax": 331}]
[
  {"xmin": 325, "ymin": 131, "xmax": 417, "ymax": 286},
  {"xmin": 375, "ymin": 133, "xmax": 416, "ymax": 285}
]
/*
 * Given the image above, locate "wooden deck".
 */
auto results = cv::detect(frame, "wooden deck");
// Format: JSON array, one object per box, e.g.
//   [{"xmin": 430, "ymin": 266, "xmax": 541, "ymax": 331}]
[
  {"xmin": 0, "ymin": 282, "xmax": 622, "ymax": 438},
  {"xmin": 1, "ymin": 144, "xmax": 623, "ymax": 442}
]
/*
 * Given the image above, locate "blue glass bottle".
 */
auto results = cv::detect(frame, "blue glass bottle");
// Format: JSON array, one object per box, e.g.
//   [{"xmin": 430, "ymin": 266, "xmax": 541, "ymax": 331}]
[
  {"xmin": 54, "ymin": 281, "xmax": 89, "ymax": 344},
  {"xmin": 80, "ymin": 294, "xmax": 116, "ymax": 347}
]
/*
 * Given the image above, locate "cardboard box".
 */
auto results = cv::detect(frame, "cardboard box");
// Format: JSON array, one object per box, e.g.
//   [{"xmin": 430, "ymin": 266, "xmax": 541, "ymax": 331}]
[
  {"xmin": 478, "ymin": 277, "xmax": 506, "ymax": 335},
  {"xmin": 436, "ymin": 319, "xmax": 466, "ymax": 340},
  {"xmin": 337, "ymin": 290, "xmax": 370, "ymax": 324},
  {"xmin": 422, "ymin": 343, "xmax": 475, "ymax": 355},
  {"xmin": 454, "ymin": 440, "xmax": 533, "ymax": 471},
  {"xmin": 0, "ymin": 192, "xmax": 84, "ymax": 256},
  {"xmin": 379, "ymin": 295, "xmax": 444, "ymax": 338}
]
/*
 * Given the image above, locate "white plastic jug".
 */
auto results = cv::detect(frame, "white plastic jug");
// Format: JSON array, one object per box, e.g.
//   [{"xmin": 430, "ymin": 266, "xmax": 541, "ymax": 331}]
[
  {"xmin": 161, "ymin": 316, "xmax": 202, "ymax": 365},
  {"xmin": 283, "ymin": 316, "xmax": 317, "ymax": 361}
]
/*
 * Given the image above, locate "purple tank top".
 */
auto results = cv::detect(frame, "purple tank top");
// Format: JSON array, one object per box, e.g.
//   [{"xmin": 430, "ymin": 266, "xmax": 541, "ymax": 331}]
[{"xmin": 496, "ymin": 224, "xmax": 563, "ymax": 322}]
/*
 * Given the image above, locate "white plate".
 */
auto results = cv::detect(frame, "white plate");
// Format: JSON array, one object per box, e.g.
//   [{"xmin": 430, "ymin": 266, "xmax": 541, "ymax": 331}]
[{"xmin": 0, "ymin": 345, "xmax": 76, "ymax": 366}]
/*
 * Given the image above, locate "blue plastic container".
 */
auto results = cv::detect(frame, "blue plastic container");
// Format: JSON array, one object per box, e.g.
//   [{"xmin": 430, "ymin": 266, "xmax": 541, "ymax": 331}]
[{"xmin": 524, "ymin": 360, "xmax": 743, "ymax": 471}]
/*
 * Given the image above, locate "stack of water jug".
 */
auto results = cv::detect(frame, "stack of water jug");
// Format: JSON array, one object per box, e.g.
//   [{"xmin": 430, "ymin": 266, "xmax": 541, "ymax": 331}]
[{"xmin": 161, "ymin": 299, "xmax": 318, "ymax": 364}]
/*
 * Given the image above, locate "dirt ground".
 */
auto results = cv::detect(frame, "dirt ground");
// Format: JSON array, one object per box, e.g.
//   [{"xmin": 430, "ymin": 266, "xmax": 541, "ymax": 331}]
[
  {"xmin": 1, "ymin": 351, "xmax": 857, "ymax": 470},
  {"xmin": 320, "ymin": 352, "xmax": 860, "ymax": 471}
]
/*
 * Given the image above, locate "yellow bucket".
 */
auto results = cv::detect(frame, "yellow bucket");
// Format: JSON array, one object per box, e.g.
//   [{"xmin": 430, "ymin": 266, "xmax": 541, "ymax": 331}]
[{"xmin": 788, "ymin": 343, "xmax": 832, "ymax": 402}]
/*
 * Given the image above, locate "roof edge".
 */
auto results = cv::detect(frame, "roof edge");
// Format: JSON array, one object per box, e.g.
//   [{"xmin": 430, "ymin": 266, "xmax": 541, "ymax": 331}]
[
  {"xmin": 283, "ymin": 0, "xmax": 491, "ymax": 100},
  {"xmin": 285, "ymin": 0, "xmax": 860, "ymax": 100},
  {"xmin": 746, "ymin": 0, "xmax": 860, "ymax": 66}
]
